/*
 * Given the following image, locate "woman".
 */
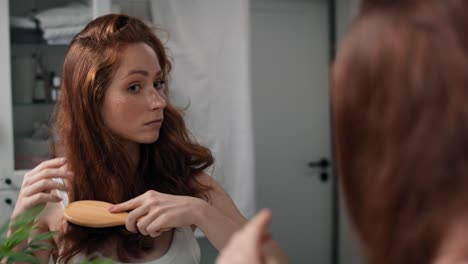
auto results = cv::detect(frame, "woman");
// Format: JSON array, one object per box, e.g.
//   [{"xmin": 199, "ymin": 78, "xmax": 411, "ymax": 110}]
[
  {"xmin": 333, "ymin": 0, "xmax": 468, "ymax": 263},
  {"xmin": 9, "ymin": 14, "xmax": 248, "ymax": 263}
]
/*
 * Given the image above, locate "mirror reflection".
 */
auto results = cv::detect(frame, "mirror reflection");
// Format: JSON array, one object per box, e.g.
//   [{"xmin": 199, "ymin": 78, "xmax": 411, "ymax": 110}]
[{"xmin": 0, "ymin": 0, "xmax": 365, "ymax": 263}]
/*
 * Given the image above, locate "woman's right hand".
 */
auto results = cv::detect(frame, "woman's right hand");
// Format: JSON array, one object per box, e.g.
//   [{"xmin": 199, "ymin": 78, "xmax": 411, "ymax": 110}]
[
  {"xmin": 11, "ymin": 157, "xmax": 73, "ymax": 220},
  {"xmin": 216, "ymin": 209, "xmax": 286, "ymax": 264}
]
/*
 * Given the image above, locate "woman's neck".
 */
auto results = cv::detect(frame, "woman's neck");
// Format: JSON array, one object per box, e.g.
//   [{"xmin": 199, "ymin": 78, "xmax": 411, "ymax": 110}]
[{"xmin": 121, "ymin": 140, "xmax": 140, "ymax": 171}]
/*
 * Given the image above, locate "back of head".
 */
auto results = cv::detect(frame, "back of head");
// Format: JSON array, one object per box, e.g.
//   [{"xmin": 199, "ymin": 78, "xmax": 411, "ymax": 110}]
[
  {"xmin": 359, "ymin": 0, "xmax": 423, "ymax": 11},
  {"xmin": 333, "ymin": 0, "xmax": 468, "ymax": 263}
]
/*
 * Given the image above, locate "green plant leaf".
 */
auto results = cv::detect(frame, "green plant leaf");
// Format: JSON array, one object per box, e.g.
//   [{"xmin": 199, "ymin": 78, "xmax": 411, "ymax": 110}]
[
  {"xmin": 3, "ymin": 226, "xmax": 31, "ymax": 249},
  {"xmin": 79, "ymin": 258, "xmax": 113, "ymax": 264},
  {"xmin": 0, "ymin": 206, "xmax": 51, "ymax": 264},
  {"xmin": 10, "ymin": 205, "xmax": 44, "ymax": 230},
  {"xmin": 30, "ymin": 230, "xmax": 58, "ymax": 242},
  {"xmin": 25, "ymin": 241, "xmax": 55, "ymax": 253},
  {"xmin": 0, "ymin": 220, "xmax": 10, "ymax": 239},
  {"xmin": 0, "ymin": 206, "xmax": 112, "ymax": 264},
  {"xmin": 0, "ymin": 251, "xmax": 40, "ymax": 264}
]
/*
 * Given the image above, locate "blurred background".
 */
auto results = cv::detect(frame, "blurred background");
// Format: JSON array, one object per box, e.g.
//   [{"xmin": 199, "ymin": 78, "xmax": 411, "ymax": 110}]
[{"xmin": 0, "ymin": 0, "xmax": 362, "ymax": 263}]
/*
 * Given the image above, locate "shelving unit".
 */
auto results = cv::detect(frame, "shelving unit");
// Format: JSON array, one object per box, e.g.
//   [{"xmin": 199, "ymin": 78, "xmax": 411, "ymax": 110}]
[
  {"xmin": 0, "ymin": 0, "xmax": 112, "ymax": 226},
  {"xmin": 10, "ymin": 42, "xmax": 67, "ymax": 171}
]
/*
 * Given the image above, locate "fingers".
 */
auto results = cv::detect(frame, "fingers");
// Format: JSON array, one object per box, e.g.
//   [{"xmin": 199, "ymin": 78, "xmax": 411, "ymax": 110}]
[
  {"xmin": 23, "ymin": 157, "xmax": 73, "ymax": 190},
  {"xmin": 22, "ymin": 179, "xmax": 67, "ymax": 197},
  {"xmin": 135, "ymin": 210, "xmax": 160, "ymax": 235},
  {"xmin": 110, "ymin": 191, "xmax": 160, "ymax": 233},
  {"xmin": 26, "ymin": 157, "xmax": 67, "ymax": 177},
  {"xmin": 144, "ymin": 215, "xmax": 172, "ymax": 237},
  {"xmin": 128, "ymin": 209, "xmax": 171, "ymax": 237},
  {"xmin": 22, "ymin": 192, "xmax": 62, "ymax": 209},
  {"xmin": 13, "ymin": 158, "xmax": 72, "ymax": 219},
  {"xmin": 225, "ymin": 209, "xmax": 272, "ymax": 252},
  {"xmin": 242, "ymin": 209, "xmax": 272, "ymax": 243},
  {"xmin": 125, "ymin": 204, "xmax": 172, "ymax": 236},
  {"xmin": 126, "ymin": 204, "xmax": 150, "ymax": 233},
  {"xmin": 215, "ymin": 209, "xmax": 273, "ymax": 264},
  {"xmin": 24, "ymin": 168, "xmax": 73, "ymax": 187},
  {"xmin": 111, "ymin": 190, "xmax": 179, "ymax": 236},
  {"xmin": 109, "ymin": 196, "xmax": 142, "ymax": 213}
]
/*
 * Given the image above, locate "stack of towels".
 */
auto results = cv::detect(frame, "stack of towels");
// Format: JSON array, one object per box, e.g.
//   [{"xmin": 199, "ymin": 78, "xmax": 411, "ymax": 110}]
[{"xmin": 34, "ymin": 1, "xmax": 91, "ymax": 44}]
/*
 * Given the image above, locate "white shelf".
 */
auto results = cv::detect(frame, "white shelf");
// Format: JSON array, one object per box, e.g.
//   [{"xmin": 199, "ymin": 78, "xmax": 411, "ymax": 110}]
[
  {"xmin": 1, "ymin": 0, "xmax": 113, "ymax": 218},
  {"xmin": 14, "ymin": 170, "xmax": 28, "ymax": 179},
  {"xmin": 0, "ymin": 0, "xmax": 15, "ymax": 177}
]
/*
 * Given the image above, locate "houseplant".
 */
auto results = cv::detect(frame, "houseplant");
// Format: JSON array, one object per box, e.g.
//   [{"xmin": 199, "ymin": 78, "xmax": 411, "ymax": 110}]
[{"xmin": 0, "ymin": 206, "xmax": 112, "ymax": 264}]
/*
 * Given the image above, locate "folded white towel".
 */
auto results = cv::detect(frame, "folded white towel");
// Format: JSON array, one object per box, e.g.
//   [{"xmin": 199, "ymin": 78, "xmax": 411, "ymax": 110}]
[
  {"xmin": 35, "ymin": 2, "xmax": 91, "ymax": 29},
  {"xmin": 52, "ymin": 177, "xmax": 69, "ymax": 209},
  {"xmin": 10, "ymin": 16, "xmax": 37, "ymax": 29},
  {"xmin": 43, "ymin": 25, "xmax": 85, "ymax": 40},
  {"xmin": 47, "ymin": 37, "xmax": 74, "ymax": 45}
]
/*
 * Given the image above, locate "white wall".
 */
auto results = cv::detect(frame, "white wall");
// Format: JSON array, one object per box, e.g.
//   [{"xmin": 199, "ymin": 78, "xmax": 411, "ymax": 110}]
[{"xmin": 0, "ymin": 0, "xmax": 15, "ymax": 179}]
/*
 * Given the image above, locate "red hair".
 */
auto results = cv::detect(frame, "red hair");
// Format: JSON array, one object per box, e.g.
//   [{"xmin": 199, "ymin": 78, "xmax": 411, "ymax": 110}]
[
  {"xmin": 333, "ymin": 0, "xmax": 468, "ymax": 263},
  {"xmin": 51, "ymin": 14, "xmax": 213, "ymax": 262}
]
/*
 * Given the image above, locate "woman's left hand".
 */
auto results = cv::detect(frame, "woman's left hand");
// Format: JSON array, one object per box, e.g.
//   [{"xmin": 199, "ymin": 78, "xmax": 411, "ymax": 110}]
[{"xmin": 108, "ymin": 190, "xmax": 206, "ymax": 237}]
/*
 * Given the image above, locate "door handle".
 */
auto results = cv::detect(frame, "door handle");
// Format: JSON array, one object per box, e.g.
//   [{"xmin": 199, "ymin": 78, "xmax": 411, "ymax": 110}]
[
  {"xmin": 308, "ymin": 157, "xmax": 331, "ymax": 182},
  {"xmin": 308, "ymin": 158, "xmax": 330, "ymax": 169}
]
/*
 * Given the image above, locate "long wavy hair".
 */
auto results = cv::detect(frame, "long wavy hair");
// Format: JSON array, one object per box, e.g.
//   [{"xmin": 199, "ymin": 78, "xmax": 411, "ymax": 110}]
[
  {"xmin": 333, "ymin": 0, "xmax": 468, "ymax": 263},
  {"xmin": 51, "ymin": 14, "xmax": 213, "ymax": 262}
]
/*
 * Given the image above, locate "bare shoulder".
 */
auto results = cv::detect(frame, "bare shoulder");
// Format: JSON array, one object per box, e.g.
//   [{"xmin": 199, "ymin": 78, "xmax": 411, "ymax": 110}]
[
  {"xmin": 194, "ymin": 173, "xmax": 229, "ymax": 203},
  {"xmin": 195, "ymin": 173, "xmax": 222, "ymax": 192},
  {"xmin": 194, "ymin": 173, "xmax": 247, "ymax": 225}
]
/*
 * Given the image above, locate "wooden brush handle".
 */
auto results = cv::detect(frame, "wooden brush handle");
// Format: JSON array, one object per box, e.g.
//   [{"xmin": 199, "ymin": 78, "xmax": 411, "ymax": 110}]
[
  {"xmin": 64, "ymin": 200, "xmax": 172, "ymax": 231},
  {"xmin": 64, "ymin": 200, "xmax": 128, "ymax": 228}
]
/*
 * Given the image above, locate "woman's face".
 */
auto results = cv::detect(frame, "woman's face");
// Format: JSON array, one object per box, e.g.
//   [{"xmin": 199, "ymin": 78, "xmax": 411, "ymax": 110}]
[{"xmin": 101, "ymin": 42, "xmax": 167, "ymax": 145}]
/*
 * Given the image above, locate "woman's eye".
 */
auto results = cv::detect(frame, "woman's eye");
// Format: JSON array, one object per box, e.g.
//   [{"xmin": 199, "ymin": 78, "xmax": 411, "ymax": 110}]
[
  {"xmin": 154, "ymin": 80, "xmax": 166, "ymax": 90},
  {"xmin": 128, "ymin": 84, "xmax": 142, "ymax": 93}
]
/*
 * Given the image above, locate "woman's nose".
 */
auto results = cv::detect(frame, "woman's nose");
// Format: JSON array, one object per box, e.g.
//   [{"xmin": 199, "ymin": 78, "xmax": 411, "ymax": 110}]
[{"xmin": 149, "ymin": 89, "xmax": 167, "ymax": 110}]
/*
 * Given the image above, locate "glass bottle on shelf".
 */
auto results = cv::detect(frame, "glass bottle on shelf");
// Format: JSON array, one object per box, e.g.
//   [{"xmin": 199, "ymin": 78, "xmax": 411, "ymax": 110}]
[
  {"xmin": 32, "ymin": 53, "xmax": 47, "ymax": 103},
  {"xmin": 53, "ymin": 75, "xmax": 61, "ymax": 101},
  {"xmin": 49, "ymin": 72, "xmax": 57, "ymax": 102}
]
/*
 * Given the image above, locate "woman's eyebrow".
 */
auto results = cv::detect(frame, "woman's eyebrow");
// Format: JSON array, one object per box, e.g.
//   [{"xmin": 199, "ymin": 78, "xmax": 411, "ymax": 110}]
[
  {"xmin": 126, "ymin": 69, "xmax": 149, "ymax": 77},
  {"xmin": 124, "ymin": 69, "xmax": 162, "ymax": 79}
]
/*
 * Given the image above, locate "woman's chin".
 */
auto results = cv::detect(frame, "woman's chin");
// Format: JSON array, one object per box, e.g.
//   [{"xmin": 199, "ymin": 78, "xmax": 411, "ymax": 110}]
[{"xmin": 138, "ymin": 134, "xmax": 160, "ymax": 144}]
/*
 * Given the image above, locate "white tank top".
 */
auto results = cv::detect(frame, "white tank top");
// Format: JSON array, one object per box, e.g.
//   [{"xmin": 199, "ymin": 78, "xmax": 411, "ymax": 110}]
[
  {"xmin": 52, "ymin": 180, "xmax": 201, "ymax": 264},
  {"xmin": 63, "ymin": 227, "xmax": 201, "ymax": 264}
]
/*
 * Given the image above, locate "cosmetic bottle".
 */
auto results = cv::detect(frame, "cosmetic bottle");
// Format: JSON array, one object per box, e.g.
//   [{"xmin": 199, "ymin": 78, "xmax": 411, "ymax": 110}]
[
  {"xmin": 52, "ymin": 75, "xmax": 61, "ymax": 101},
  {"xmin": 32, "ymin": 54, "xmax": 47, "ymax": 103}
]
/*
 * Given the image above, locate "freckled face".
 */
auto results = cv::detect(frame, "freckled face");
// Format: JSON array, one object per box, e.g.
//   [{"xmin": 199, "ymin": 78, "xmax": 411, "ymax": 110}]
[{"xmin": 101, "ymin": 43, "xmax": 167, "ymax": 145}]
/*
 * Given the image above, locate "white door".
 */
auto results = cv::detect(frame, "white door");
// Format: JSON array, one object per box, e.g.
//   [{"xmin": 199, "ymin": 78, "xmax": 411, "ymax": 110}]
[{"xmin": 251, "ymin": 0, "xmax": 333, "ymax": 263}]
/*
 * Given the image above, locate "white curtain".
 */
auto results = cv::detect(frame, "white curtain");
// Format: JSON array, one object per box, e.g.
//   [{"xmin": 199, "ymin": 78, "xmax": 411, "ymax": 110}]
[{"xmin": 149, "ymin": 1, "xmax": 255, "ymax": 221}]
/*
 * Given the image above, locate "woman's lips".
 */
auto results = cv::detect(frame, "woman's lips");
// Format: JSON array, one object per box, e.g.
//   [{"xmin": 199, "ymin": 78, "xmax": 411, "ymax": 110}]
[{"xmin": 144, "ymin": 119, "xmax": 163, "ymax": 128}]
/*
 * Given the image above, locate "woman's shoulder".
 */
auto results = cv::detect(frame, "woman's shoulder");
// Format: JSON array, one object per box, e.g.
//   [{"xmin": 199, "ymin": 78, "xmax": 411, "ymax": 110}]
[
  {"xmin": 195, "ymin": 173, "xmax": 233, "ymax": 199},
  {"xmin": 193, "ymin": 173, "xmax": 223, "ymax": 201},
  {"xmin": 194, "ymin": 172, "xmax": 216, "ymax": 186},
  {"xmin": 195, "ymin": 173, "xmax": 231, "ymax": 193}
]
